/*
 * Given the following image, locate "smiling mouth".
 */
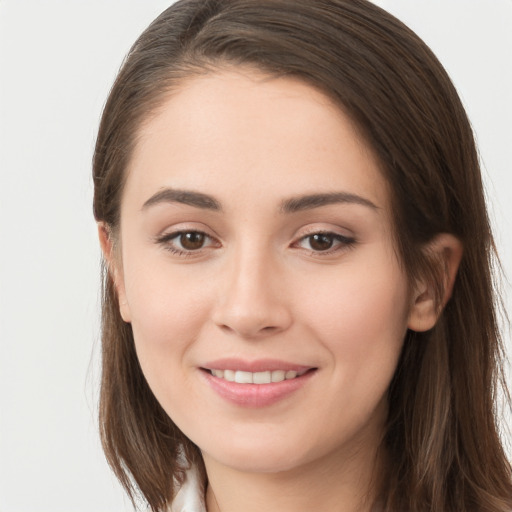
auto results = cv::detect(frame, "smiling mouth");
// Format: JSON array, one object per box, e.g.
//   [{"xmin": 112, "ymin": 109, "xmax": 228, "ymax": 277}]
[
  {"xmin": 204, "ymin": 368, "xmax": 312, "ymax": 384},
  {"xmin": 201, "ymin": 364, "xmax": 317, "ymax": 406}
]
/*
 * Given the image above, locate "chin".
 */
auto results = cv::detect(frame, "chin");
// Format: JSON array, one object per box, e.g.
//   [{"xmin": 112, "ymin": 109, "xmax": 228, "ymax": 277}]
[
  {"xmin": 209, "ymin": 451, "xmax": 304, "ymax": 474},
  {"xmin": 200, "ymin": 433, "xmax": 321, "ymax": 475}
]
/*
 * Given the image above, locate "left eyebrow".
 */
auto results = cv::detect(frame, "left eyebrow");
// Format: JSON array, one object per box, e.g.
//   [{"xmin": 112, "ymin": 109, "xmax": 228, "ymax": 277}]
[{"xmin": 280, "ymin": 192, "xmax": 379, "ymax": 213}]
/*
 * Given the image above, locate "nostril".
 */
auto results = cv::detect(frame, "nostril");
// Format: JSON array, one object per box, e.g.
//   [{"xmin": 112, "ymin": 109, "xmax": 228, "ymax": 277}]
[
  {"xmin": 212, "ymin": 297, "xmax": 293, "ymax": 338},
  {"xmin": 215, "ymin": 321, "xmax": 283, "ymax": 338}
]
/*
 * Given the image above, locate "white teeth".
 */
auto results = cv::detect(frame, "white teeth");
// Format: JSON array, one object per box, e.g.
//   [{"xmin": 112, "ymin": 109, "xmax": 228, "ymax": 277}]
[
  {"xmin": 210, "ymin": 368, "xmax": 306, "ymax": 384},
  {"xmin": 224, "ymin": 369, "xmax": 236, "ymax": 382},
  {"xmin": 271, "ymin": 370, "xmax": 285, "ymax": 382},
  {"xmin": 235, "ymin": 371, "xmax": 253, "ymax": 384},
  {"xmin": 253, "ymin": 371, "xmax": 271, "ymax": 384}
]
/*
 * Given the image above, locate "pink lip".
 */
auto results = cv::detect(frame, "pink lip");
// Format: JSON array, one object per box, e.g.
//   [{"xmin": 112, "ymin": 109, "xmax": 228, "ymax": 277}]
[{"xmin": 199, "ymin": 359, "xmax": 317, "ymax": 408}]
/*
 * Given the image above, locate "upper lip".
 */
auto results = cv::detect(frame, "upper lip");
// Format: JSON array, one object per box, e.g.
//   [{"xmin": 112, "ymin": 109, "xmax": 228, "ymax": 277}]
[{"xmin": 202, "ymin": 358, "xmax": 314, "ymax": 373}]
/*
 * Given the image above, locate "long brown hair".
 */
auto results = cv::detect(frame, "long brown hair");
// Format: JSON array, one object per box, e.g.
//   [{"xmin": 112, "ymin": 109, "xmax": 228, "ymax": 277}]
[{"xmin": 92, "ymin": 1, "xmax": 512, "ymax": 510}]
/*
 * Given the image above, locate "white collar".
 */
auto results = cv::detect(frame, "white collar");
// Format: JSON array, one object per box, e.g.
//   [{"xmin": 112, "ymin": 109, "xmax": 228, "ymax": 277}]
[{"xmin": 170, "ymin": 465, "xmax": 207, "ymax": 512}]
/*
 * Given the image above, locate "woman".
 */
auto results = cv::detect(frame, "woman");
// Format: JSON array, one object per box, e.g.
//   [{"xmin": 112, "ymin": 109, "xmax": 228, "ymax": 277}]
[{"xmin": 93, "ymin": 0, "xmax": 512, "ymax": 510}]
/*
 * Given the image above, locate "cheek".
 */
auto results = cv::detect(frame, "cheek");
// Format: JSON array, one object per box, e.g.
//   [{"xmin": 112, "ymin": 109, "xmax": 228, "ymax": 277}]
[
  {"xmin": 290, "ymin": 262, "xmax": 410, "ymax": 449},
  {"xmin": 297, "ymin": 257, "xmax": 410, "ymax": 378},
  {"xmin": 122, "ymin": 259, "xmax": 213, "ymax": 386},
  {"xmin": 125, "ymin": 253, "xmax": 209, "ymax": 332}
]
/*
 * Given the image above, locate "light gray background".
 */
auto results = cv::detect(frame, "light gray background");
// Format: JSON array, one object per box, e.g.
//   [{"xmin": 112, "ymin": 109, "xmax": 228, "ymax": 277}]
[{"xmin": 0, "ymin": 1, "xmax": 510, "ymax": 511}]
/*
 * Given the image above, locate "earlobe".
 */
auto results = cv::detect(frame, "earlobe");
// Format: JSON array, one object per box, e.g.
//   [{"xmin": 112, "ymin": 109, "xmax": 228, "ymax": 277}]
[
  {"xmin": 407, "ymin": 233, "xmax": 463, "ymax": 332},
  {"xmin": 97, "ymin": 222, "xmax": 132, "ymax": 323}
]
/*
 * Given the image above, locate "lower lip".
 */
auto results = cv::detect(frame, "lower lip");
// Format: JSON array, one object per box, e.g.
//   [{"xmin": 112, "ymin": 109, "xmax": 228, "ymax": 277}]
[{"xmin": 201, "ymin": 369, "xmax": 316, "ymax": 407}]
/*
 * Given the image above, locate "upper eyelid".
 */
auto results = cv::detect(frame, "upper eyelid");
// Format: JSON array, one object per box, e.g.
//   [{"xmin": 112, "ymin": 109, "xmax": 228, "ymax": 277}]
[
  {"xmin": 293, "ymin": 232, "xmax": 355, "ymax": 247},
  {"xmin": 157, "ymin": 228, "xmax": 209, "ymax": 239},
  {"xmin": 156, "ymin": 229, "xmax": 217, "ymax": 244},
  {"xmin": 292, "ymin": 224, "xmax": 355, "ymax": 240},
  {"xmin": 154, "ymin": 223, "xmax": 218, "ymax": 240}
]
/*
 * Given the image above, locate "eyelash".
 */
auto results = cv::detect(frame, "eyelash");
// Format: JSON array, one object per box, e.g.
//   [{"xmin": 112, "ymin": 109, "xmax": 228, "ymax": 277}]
[
  {"xmin": 294, "ymin": 231, "xmax": 356, "ymax": 255},
  {"xmin": 155, "ymin": 230, "xmax": 218, "ymax": 257},
  {"xmin": 155, "ymin": 230, "xmax": 356, "ymax": 257}
]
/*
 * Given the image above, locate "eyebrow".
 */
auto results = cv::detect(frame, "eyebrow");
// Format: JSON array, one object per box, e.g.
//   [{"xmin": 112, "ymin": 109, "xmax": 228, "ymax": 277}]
[
  {"xmin": 280, "ymin": 192, "xmax": 379, "ymax": 213},
  {"xmin": 142, "ymin": 188, "xmax": 222, "ymax": 211},
  {"xmin": 141, "ymin": 188, "xmax": 378, "ymax": 213}
]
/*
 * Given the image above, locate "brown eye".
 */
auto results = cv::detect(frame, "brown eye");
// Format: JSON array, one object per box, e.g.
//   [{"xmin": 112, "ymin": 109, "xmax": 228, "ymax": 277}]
[
  {"xmin": 308, "ymin": 233, "xmax": 334, "ymax": 251},
  {"xmin": 179, "ymin": 232, "xmax": 206, "ymax": 250},
  {"xmin": 295, "ymin": 231, "xmax": 356, "ymax": 255},
  {"xmin": 156, "ymin": 229, "xmax": 219, "ymax": 255}
]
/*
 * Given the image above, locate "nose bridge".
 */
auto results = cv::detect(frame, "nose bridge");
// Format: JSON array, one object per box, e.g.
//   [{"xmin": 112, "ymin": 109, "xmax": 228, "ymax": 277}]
[{"xmin": 213, "ymin": 238, "xmax": 291, "ymax": 338}]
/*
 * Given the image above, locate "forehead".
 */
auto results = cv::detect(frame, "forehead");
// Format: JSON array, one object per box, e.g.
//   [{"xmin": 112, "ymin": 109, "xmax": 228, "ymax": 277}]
[{"xmin": 123, "ymin": 68, "xmax": 389, "ymax": 214}]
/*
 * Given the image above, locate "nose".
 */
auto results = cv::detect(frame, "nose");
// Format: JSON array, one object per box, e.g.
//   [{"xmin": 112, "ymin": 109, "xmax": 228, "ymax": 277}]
[{"xmin": 212, "ymin": 248, "xmax": 293, "ymax": 339}]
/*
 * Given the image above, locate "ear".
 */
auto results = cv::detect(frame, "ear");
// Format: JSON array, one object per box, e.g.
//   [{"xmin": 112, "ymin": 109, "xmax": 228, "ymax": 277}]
[
  {"xmin": 97, "ymin": 222, "xmax": 132, "ymax": 323},
  {"xmin": 407, "ymin": 233, "xmax": 463, "ymax": 332}
]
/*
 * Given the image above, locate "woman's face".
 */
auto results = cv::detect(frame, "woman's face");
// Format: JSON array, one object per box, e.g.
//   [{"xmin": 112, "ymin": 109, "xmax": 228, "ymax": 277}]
[{"xmin": 111, "ymin": 69, "xmax": 417, "ymax": 475}]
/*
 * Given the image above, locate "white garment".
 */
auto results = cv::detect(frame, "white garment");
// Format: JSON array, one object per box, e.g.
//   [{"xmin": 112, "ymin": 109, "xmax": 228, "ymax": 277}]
[{"xmin": 170, "ymin": 466, "xmax": 206, "ymax": 512}]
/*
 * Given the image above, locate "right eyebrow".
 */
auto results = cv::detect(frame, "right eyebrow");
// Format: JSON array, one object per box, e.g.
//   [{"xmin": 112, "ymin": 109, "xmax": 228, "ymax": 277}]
[{"xmin": 141, "ymin": 188, "xmax": 222, "ymax": 211}]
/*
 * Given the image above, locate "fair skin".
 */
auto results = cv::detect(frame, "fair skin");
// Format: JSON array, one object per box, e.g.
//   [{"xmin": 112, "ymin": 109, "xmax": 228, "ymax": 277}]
[{"xmin": 99, "ymin": 69, "xmax": 462, "ymax": 512}]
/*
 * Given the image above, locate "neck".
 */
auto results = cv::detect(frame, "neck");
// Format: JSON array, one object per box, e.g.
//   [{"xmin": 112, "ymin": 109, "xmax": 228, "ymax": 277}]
[{"xmin": 203, "ymin": 434, "xmax": 385, "ymax": 512}]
